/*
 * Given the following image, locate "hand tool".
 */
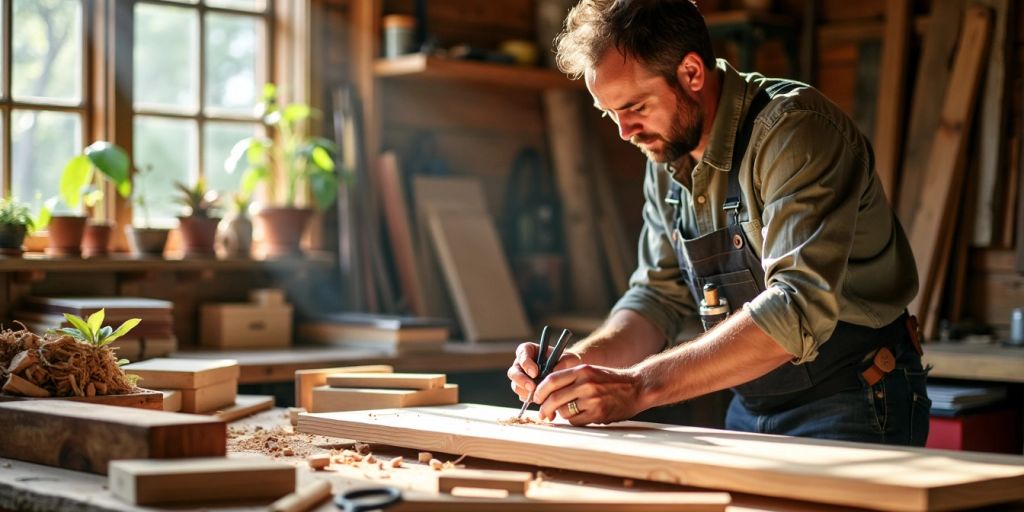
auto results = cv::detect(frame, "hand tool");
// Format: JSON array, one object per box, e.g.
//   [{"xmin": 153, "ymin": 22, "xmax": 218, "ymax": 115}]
[
  {"xmin": 516, "ymin": 326, "xmax": 573, "ymax": 419},
  {"xmin": 334, "ymin": 486, "xmax": 402, "ymax": 512},
  {"xmin": 698, "ymin": 283, "xmax": 730, "ymax": 331}
]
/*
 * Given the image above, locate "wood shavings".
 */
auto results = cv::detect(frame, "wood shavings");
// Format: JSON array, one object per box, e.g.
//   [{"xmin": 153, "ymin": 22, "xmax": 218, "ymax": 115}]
[
  {"xmin": 0, "ymin": 329, "xmax": 137, "ymax": 398},
  {"xmin": 418, "ymin": 452, "xmax": 433, "ymax": 463},
  {"xmin": 389, "ymin": 456, "xmax": 403, "ymax": 468},
  {"xmin": 428, "ymin": 459, "xmax": 443, "ymax": 470},
  {"xmin": 228, "ymin": 424, "xmax": 336, "ymax": 459},
  {"xmin": 497, "ymin": 416, "xmax": 546, "ymax": 426}
]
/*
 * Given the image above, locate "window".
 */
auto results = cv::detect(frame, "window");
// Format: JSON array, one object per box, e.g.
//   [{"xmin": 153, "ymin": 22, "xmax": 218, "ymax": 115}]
[
  {"xmin": 2, "ymin": 0, "xmax": 87, "ymax": 212},
  {"xmin": 132, "ymin": 0, "xmax": 269, "ymax": 227}
]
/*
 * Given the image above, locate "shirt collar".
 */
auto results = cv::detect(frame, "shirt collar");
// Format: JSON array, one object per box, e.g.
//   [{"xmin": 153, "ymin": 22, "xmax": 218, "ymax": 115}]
[{"xmin": 701, "ymin": 59, "xmax": 754, "ymax": 173}]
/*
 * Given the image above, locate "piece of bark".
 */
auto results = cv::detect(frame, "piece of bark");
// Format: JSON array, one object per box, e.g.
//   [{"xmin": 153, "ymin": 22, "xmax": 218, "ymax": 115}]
[
  {"xmin": 6, "ymin": 350, "xmax": 37, "ymax": 374},
  {"xmin": 2, "ymin": 374, "xmax": 51, "ymax": 397}
]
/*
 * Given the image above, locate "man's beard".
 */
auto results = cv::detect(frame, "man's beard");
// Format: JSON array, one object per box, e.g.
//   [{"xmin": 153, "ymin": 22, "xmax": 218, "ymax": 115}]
[{"xmin": 631, "ymin": 88, "xmax": 704, "ymax": 163}]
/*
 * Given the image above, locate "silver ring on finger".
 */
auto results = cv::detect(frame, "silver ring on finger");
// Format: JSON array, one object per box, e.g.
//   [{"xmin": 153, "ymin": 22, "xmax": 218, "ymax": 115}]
[{"xmin": 567, "ymin": 399, "xmax": 580, "ymax": 417}]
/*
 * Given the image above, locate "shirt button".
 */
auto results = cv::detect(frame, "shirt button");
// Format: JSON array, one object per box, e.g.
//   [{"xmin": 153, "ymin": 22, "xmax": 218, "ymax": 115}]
[{"xmin": 696, "ymin": 195, "xmax": 707, "ymax": 204}]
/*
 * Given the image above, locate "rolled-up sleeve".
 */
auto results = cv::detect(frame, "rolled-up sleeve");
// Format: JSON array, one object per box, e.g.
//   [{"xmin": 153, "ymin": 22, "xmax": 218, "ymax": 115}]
[
  {"xmin": 612, "ymin": 162, "xmax": 698, "ymax": 344},
  {"xmin": 744, "ymin": 110, "xmax": 869, "ymax": 364}
]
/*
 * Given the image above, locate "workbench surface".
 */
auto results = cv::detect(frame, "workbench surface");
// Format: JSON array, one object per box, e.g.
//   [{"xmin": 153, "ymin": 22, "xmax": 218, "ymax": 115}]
[{"xmin": 923, "ymin": 341, "xmax": 1024, "ymax": 382}]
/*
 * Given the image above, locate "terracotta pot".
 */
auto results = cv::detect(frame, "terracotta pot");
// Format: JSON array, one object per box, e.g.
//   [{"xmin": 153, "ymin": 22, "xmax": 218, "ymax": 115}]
[
  {"xmin": 216, "ymin": 212, "xmax": 253, "ymax": 258},
  {"xmin": 177, "ymin": 216, "xmax": 221, "ymax": 258},
  {"xmin": 257, "ymin": 207, "xmax": 312, "ymax": 257},
  {"xmin": 81, "ymin": 223, "xmax": 112, "ymax": 258},
  {"xmin": 125, "ymin": 226, "xmax": 169, "ymax": 257},
  {"xmin": 46, "ymin": 215, "xmax": 87, "ymax": 257},
  {"xmin": 0, "ymin": 224, "xmax": 28, "ymax": 256}
]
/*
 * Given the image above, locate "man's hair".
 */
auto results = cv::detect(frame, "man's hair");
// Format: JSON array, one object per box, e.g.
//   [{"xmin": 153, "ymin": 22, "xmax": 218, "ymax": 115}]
[{"xmin": 555, "ymin": 0, "xmax": 715, "ymax": 82}]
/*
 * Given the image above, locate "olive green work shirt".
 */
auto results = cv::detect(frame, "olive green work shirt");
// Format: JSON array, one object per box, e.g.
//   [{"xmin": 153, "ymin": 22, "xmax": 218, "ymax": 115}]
[{"xmin": 611, "ymin": 60, "xmax": 918, "ymax": 364}]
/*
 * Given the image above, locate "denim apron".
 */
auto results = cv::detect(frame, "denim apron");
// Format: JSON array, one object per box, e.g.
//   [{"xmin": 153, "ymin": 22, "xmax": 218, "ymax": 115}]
[{"xmin": 667, "ymin": 82, "xmax": 911, "ymax": 414}]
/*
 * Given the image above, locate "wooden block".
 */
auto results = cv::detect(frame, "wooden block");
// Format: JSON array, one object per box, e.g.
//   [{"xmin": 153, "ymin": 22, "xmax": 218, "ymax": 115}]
[
  {"xmin": 326, "ymin": 372, "xmax": 446, "ymax": 390},
  {"xmin": 123, "ymin": 358, "xmax": 240, "ymax": 389},
  {"xmin": 109, "ymin": 456, "xmax": 294, "ymax": 506},
  {"xmin": 427, "ymin": 208, "xmax": 532, "ymax": 343},
  {"xmin": 249, "ymin": 288, "xmax": 286, "ymax": 306},
  {"xmin": 0, "ymin": 388, "xmax": 165, "ymax": 410},
  {"xmin": 0, "ymin": 400, "xmax": 226, "ymax": 474},
  {"xmin": 311, "ymin": 383, "xmax": 458, "ymax": 413},
  {"xmin": 200, "ymin": 304, "xmax": 293, "ymax": 349},
  {"xmin": 294, "ymin": 365, "xmax": 394, "ymax": 411},
  {"xmin": 269, "ymin": 480, "xmax": 331, "ymax": 512},
  {"xmin": 288, "ymin": 407, "xmax": 305, "ymax": 426},
  {"xmin": 438, "ymin": 469, "xmax": 532, "ymax": 494},
  {"xmin": 160, "ymin": 390, "xmax": 181, "ymax": 412},
  {"xmin": 180, "ymin": 379, "xmax": 238, "ymax": 414},
  {"xmin": 212, "ymin": 394, "xmax": 275, "ymax": 422}
]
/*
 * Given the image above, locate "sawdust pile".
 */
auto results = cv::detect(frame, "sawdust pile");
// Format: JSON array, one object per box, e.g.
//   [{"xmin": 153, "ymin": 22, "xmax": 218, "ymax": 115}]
[
  {"xmin": 228, "ymin": 424, "xmax": 354, "ymax": 459},
  {"xmin": 498, "ymin": 416, "xmax": 547, "ymax": 426},
  {"xmin": 0, "ymin": 328, "xmax": 138, "ymax": 398}
]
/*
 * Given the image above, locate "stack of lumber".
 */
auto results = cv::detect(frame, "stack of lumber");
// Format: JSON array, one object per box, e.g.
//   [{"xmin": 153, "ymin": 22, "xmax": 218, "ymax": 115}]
[
  {"xmin": 298, "ymin": 312, "xmax": 449, "ymax": 352},
  {"xmin": 14, "ymin": 296, "xmax": 177, "ymax": 360},
  {"xmin": 109, "ymin": 456, "xmax": 295, "ymax": 506},
  {"xmin": 200, "ymin": 288, "xmax": 293, "ymax": 349},
  {"xmin": 310, "ymin": 371, "xmax": 458, "ymax": 413},
  {"xmin": 122, "ymin": 358, "xmax": 253, "ymax": 415}
]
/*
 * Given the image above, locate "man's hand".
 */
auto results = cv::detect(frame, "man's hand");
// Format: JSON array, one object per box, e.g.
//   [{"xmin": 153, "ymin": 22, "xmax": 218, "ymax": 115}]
[
  {"xmin": 507, "ymin": 342, "xmax": 583, "ymax": 401},
  {"xmin": 532, "ymin": 364, "xmax": 645, "ymax": 426}
]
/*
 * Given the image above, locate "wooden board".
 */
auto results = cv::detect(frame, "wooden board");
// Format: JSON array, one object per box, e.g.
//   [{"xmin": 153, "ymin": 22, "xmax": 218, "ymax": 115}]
[
  {"xmin": 160, "ymin": 389, "xmax": 181, "ymax": 412},
  {"xmin": 0, "ymin": 388, "xmax": 164, "ymax": 410},
  {"xmin": 298, "ymin": 404, "xmax": 1024, "ymax": 512},
  {"xmin": 872, "ymin": 0, "xmax": 910, "ymax": 201},
  {"xmin": 212, "ymin": 394, "xmax": 275, "ymax": 422},
  {"xmin": 906, "ymin": 6, "xmax": 992, "ymax": 331},
  {"xmin": 122, "ymin": 358, "xmax": 240, "ymax": 389},
  {"xmin": 378, "ymin": 151, "xmax": 429, "ymax": 316},
  {"xmin": 294, "ymin": 365, "xmax": 394, "ymax": 411},
  {"xmin": 0, "ymin": 400, "xmax": 225, "ymax": 475},
  {"xmin": 179, "ymin": 378, "xmax": 238, "ymax": 414},
  {"xmin": 108, "ymin": 456, "xmax": 294, "ymax": 506},
  {"xmin": 310, "ymin": 383, "xmax": 458, "ymax": 413},
  {"xmin": 390, "ymin": 489, "xmax": 730, "ymax": 511},
  {"xmin": 326, "ymin": 372, "xmax": 446, "ymax": 390},
  {"xmin": 895, "ymin": 0, "xmax": 964, "ymax": 218},
  {"xmin": 438, "ymin": 469, "xmax": 532, "ymax": 494},
  {"xmin": 427, "ymin": 208, "xmax": 532, "ymax": 343}
]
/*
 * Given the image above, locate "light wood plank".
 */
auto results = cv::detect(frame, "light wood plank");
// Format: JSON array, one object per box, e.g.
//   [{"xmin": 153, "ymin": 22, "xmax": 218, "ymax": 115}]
[
  {"xmin": 299, "ymin": 404, "xmax": 1024, "ymax": 511},
  {"xmin": 310, "ymin": 383, "xmax": 458, "ymax": 413},
  {"xmin": 427, "ymin": 209, "xmax": 532, "ymax": 343},
  {"xmin": 108, "ymin": 456, "xmax": 294, "ymax": 506},
  {"xmin": 212, "ymin": 394, "xmax": 275, "ymax": 423},
  {"xmin": 326, "ymin": 372, "xmax": 445, "ymax": 390},
  {"xmin": 906, "ymin": 6, "xmax": 992, "ymax": 332},
  {"xmin": 378, "ymin": 152, "xmax": 428, "ymax": 316},
  {"xmin": 179, "ymin": 379, "xmax": 238, "ymax": 414},
  {"xmin": 872, "ymin": 0, "xmax": 910, "ymax": 201},
  {"xmin": 293, "ymin": 364, "xmax": 394, "ymax": 411},
  {"xmin": 122, "ymin": 358, "xmax": 239, "ymax": 390},
  {"xmin": 438, "ymin": 469, "xmax": 532, "ymax": 494}
]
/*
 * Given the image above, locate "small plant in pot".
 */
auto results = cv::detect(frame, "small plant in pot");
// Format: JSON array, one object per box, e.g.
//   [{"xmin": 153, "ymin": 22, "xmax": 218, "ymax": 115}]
[
  {"xmin": 174, "ymin": 178, "xmax": 221, "ymax": 258},
  {"xmin": 226, "ymin": 83, "xmax": 339, "ymax": 257},
  {"xmin": 0, "ymin": 196, "xmax": 35, "ymax": 256},
  {"xmin": 215, "ymin": 192, "xmax": 253, "ymax": 258},
  {"xmin": 37, "ymin": 141, "xmax": 131, "ymax": 257},
  {"xmin": 124, "ymin": 165, "xmax": 170, "ymax": 258}
]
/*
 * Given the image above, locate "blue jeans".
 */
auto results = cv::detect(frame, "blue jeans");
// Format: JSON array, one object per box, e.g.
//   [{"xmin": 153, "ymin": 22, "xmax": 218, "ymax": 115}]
[{"xmin": 726, "ymin": 352, "xmax": 932, "ymax": 446}]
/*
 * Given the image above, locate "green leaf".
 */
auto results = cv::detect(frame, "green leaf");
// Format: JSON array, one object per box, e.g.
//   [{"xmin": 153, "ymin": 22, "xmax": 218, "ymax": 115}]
[
  {"xmin": 117, "ymin": 358, "xmax": 130, "ymax": 366},
  {"xmin": 240, "ymin": 166, "xmax": 268, "ymax": 196},
  {"xmin": 86, "ymin": 309, "xmax": 105, "ymax": 335},
  {"xmin": 262, "ymin": 83, "xmax": 277, "ymax": 101},
  {"xmin": 84, "ymin": 141, "xmax": 130, "ymax": 192},
  {"xmin": 116, "ymin": 179, "xmax": 132, "ymax": 198},
  {"xmin": 309, "ymin": 171, "xmax": 338, "ymax": 211},
  {"xmin": 82, "ymin": 188, "xmax": 104, "ymax": 208},
  {"xmin": 63, "ymin": 313, "xmax": 94, "ymax": 343},
  {"xmin": 96, "ymin": 325, "xmax": 115, "ymax": 346},
  {"xmin": 60, "ymin": 155, "xmax": 93, "ymax": 208},
  {"xmin": 310, "ymin": 145, "xmax": 335, "ymax": 172},
  {"xmin": 104, "ymin": 318, "xmax": 141, "ymax": 345},
  {"xmin": 35, "ymin": 202, "xmax": 53, "ymax": 230},
  {"xmin": 55, "ymin": 327, "xmax": 83, "ymax": 339},
  {"xmin": 282, "ymin": 104, "xmax": 311, "ymax": 123}
]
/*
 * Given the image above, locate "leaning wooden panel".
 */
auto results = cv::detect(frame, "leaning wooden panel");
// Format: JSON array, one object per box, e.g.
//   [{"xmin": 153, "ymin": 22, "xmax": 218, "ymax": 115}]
[
  {"xmin": 298, "ymin": 404, "xmax": 1024, "ymax": 511},
  {"xmin": 0, "ymin": 401, "xmax": 226, "ymax": 475}
]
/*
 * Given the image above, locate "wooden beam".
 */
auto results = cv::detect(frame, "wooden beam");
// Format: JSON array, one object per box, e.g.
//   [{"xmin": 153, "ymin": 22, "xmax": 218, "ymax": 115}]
[
  {"xmin": 378, "ymin": 152, "xmax": 428, "ymax": 316},
  {"xmin": 872, "ymin": 0, "xmax": 911, "ymax": 202}
]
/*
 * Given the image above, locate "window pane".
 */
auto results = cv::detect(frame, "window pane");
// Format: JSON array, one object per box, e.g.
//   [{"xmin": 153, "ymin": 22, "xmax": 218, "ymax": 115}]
[
  {"xmin": 204, "ymin": 121, "xmax": 260, "ymax": 200},
  {"xmin": 11, "ymin": 110, "xmax": 81, "ymax": 209},
  {"xmin": 206, "ymin": 0, "xmax": 266, "ymax": 12},
  {"xmin": 133, "ymin": 116, "xmax": 197, "ymax": 227},
  {"xmin": 205, "ymin": 13, "xmax": 262, "ymax": 115},
  {"xmin": 12, "ymin": 0, "xmax": 83, "ymax": 103},
  {"xmin": 134, "ymin": 3, "xmax": 198, "ymax": 113}
]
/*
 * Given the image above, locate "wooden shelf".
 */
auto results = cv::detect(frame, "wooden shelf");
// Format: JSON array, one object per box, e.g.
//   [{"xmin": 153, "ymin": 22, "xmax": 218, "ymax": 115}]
[
  {"xmin": 0, "ymin": 252, "xmax": 334, "ymax": 273},
  {"xmin": 373, "ymin": 54, "xmax": 585, "ymax": 90}
]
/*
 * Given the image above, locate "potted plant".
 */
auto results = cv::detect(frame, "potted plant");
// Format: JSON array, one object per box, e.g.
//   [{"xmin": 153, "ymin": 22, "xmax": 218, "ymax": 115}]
[
  {"xmin": 124, "ymin": 165, "xmax": 170, "ymax": 257},
  {"xmin": 174, "ymin": 178, "xmax": 221, "ymax": 258},
  {"xmin": 215, "ymin": 192, "xmax": 253, "ymax": 258},
  {"xmin": 226, "ymin": 83, "xmax": 339, "ymax": 257},
  {"xmin": 0, "ymin": 196, "xmax": 35, "ymax": 256},
  {"xmin": 37, "ymin": 141, "xmax": 131, "ymax": 257}
]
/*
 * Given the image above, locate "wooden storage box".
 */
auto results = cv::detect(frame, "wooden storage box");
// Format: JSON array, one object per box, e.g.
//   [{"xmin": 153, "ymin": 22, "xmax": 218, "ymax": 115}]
[{"xmin": 200, "ymin": 304, "xmax": 292, "ymax": 349}]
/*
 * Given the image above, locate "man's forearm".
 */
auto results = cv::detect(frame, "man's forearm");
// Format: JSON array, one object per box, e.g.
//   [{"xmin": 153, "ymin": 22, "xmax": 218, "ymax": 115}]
[
  {"xmin": 567, "ymin": 309, "xmax": 667, "ymax": 368},
  {"xmin": 634, "ymin": 309, "xmax": 794, "ymax": 410}
]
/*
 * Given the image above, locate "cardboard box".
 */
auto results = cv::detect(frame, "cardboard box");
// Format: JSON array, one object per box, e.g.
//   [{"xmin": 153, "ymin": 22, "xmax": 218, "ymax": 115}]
[{"xmin": 200, "ymin": 303, "xmax": 292, "ymax": 348}]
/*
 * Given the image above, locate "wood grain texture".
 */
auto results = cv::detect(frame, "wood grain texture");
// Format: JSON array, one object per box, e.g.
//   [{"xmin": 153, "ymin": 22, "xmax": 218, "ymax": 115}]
[
  {"xmin": 906, "ymin": 6, "xmax": 992, "ymax": 330},
  {"xmin": 298, "ymin": 404, "xmax": 1024, "ymax": 511},
  {"xmin": 0, "ymin": 389, "xmax": 163, "ymax": 410},
  {"xmin": 310, "ymin": 383, "xmax": 458, "ymax": 413},
  {"xmin": 0, "ymin": 401, "xmax": 225, "ymax": 475},
  {"xmin": 294, "ymin": 365, "xmax": 394, "ymax": 411},
  {"xmin": 426, "ymin": 209, "xmax": 532, "ymax": 342},
  {"xmin": 179, "ymin": 379, "xmax": 238, "ymax": 414},
  {"xmin": 212, "ymin": 394, "xmax": 275, "ymax": 422},
  {"xmin": 438, "ymin": 469, "xmax": 532, "ymax": 494},
  {"xmin": 872, "ymin": 0, "xmax": 910, "ymax": 201},
  {"xmin": 108, "ymin": 456, "xmax": 294, "ymax": 506},
  {"xmin": 378, "ymin": 152, "xmax": 428, "ymax": 316},
  {"xmin": 122, "ymin": 358, "xmax": 240, "ymax": 389},
  {"xmin": 326, "ymin": 372, "xmax": 445, "ymax": 390}
]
